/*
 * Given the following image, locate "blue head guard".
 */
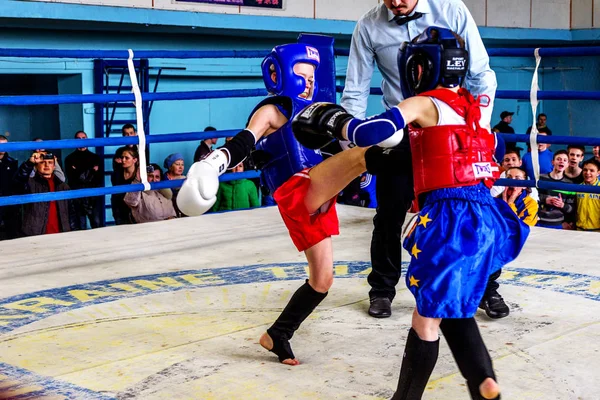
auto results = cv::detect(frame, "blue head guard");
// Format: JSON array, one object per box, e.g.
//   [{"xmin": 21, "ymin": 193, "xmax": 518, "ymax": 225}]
[
  {"xmin": 397, "ymin": 26, "xmax": 469, "ymax": 99},
  {"xmin": 261, "ymin": 43, "xmax": 320, "ymax": 107}
]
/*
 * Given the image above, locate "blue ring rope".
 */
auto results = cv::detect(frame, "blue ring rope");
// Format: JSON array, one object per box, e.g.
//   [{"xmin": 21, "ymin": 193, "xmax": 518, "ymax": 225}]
[
  {"xmin": 0, "ymin": 47, "xmax": 599, "ymax": 59},
  {"xmin": 495, "ymin": 178, "xmax": 600, "ymax": 194},
  {"xmin": 335, "ymin": 47, "xmax": 600, "ymax": 57},
  {"xmin": 0, "ymin": 49, "xmax": 269, "ymax": 59},
  {"xmin": 1, "ymin": 45, "xmax": 599, "ymax": 208},
  {"xmin": 335, "ymin": 86, "xmax": 600, "ymax": 100},
  {"xmin": 0, "ymin": 129, "xmax": 242, "ymax": 152},
  {"xmin": 0, "ymin": 88, "xmax": 268, "ymax": 106},
  {"xmin": 497, "ymin": 133, "xmax": 600, "ymax": 146},
  {"xmin": 3, "ymin": 131, "xmax": 600, "ymax": 154},
  {"xmin": 3, "ymin": 171, "xmax": 598, "ymax": 207},
  {"xmin": 0, "ymin": 170, "xmax": 261, "ymax": 207},
  {"xmin": 1, "ymin": 87, "xmax": 599, "ymax": 107}
]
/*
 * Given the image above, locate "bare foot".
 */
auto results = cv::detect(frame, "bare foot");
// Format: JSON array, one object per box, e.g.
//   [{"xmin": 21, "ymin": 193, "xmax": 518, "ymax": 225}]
[
  {"xmin": 259, "ymin": 332, "xmax": 300, "ymax": 366},
  {"xmin": 479, "ymin": 377, "xmax": 500, "ymax": 399}
]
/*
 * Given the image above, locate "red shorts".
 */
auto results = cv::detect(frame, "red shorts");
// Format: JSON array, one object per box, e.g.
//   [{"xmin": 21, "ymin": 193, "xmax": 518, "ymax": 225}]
[{"xmin": 274, "ymin": 168, "xmax": 339, "ymax": 252}]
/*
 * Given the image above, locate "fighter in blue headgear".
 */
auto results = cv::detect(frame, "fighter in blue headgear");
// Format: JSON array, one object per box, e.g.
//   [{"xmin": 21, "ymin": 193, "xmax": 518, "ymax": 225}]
[
  {"xmin": 179, "ymin": 38, "xmax": 379, "ymax": 368},
  {"xmin": 398, "ymin": 26, "xmax": 469, "ymax": 99},
  {"xmin": 261, "ymin": 43, "xmax": 321, "ymax": 108}
]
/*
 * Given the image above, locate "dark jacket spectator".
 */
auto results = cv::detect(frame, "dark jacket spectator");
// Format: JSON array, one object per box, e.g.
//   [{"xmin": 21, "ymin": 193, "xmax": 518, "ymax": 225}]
[
  {"xmin": 492, "ymin": 111, "xmax": 515, "ymax": 134},
  {"xmin": 0, "ymin": 154, "xmax": 18, "ymax": 196},
  {"xmin": 65, "ymin": 131, "xmax": 103, "ymax": 229},
  {"xmin": 526, "ymin": 113, "xmax": 552, "ymax": 136},
  {"xmin": 193, "ymin": 126, "xmax": 218, "ymax": 162},
  {"xmin": 585, "ymin": 145, "xmax": 600, "ymax": 165},
  {"xmin": 0, "ymin": 138, "xmax": 19, "ymax": 239},
  {"xmin": 111, "ymin": 147, "xmax": 138, "ymax": 225},
  {"xmin": 14, "ymin": 155, "xmax": 75, "ymax": 236},
  {"xmin": 492, "ymin": 111, "xmax": 517, "ymax": 152}
]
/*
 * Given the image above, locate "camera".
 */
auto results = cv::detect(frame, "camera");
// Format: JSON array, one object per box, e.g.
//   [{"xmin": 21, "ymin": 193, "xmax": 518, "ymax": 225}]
[{"xmin": 41, "ymin": 152, "xmax": 55, "ymax": 160}]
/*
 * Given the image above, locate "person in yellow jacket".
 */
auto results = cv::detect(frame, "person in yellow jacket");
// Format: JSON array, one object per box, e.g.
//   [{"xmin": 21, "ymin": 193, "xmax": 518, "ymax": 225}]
[
  {"xmin": 576, "ymin": 159, "xmax": 600, "ymax": 231},
  {"xmin": 499, "ymin": 167, "xmax": 539, "ymax": 227}
]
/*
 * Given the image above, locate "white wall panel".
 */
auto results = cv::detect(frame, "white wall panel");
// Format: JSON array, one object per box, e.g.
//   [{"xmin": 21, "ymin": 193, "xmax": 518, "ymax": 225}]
[
  {"xmin": 20, "ymin": 0, "xmax": 598, "ymax": 29},
  {"xmin": 487, "ymin": 0, "xmax": 530, "ymax": 28},
  {"xmin": 571, "ymin": 0, "xmax": 593, "ymax": 28},
  {"xmin": 531, "ymin": 0, "xmax": 570, "ymax": 29},
  {"xmin": 315, "ymin": 0, "xmax": 378, "ymax": 21},
  {"xmin": 154, "ymin": 0, "xmax": 239, "ymax": 14},
  {"xmin": 239, "ymin": 0, "xmax": 312, "ymax": 19},
  {"xmin": 35, "ymin": 0, "xmax": 151, "ymax": 7},
  {"xmin": 594, "ymin": 0, "xmax": 600, "ymax": 27},
  {"xmin": 462, "ymin": 0, "xmax": 487, "ymax": 26}
]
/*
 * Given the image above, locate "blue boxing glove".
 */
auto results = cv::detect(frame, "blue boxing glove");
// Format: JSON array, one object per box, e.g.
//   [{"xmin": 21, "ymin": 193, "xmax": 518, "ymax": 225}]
[{"xmin": 346, "ymin": 106, "xmax": 406, "ymax": 148}]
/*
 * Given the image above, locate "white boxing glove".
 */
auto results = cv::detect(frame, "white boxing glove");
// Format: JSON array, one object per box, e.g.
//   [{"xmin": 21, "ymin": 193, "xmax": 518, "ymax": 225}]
[{"xmin": 176, "ymin": 150, "xmax": 229, "ymax": 216}]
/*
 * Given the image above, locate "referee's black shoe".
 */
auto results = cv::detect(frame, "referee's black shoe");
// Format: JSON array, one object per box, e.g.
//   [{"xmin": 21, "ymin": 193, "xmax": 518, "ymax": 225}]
[{"xmin": 368, "ymin": 297, "xmax": 392, "ymax": 318}]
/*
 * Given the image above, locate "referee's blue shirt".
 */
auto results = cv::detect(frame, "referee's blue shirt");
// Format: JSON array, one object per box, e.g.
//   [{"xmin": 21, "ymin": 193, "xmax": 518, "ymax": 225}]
[{"xmin": 341, "ymin": 0, "xmax": 496, "ymax": 126}]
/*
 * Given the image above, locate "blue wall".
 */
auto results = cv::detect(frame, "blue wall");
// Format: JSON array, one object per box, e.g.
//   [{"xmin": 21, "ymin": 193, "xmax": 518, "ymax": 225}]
[
  {"xmin": 1, "ymin": 27, "xmax": 598, "ymax": 161},
  {"xmin": 1, "ymin": 8, "xmax": 600, "ymax": 223}
]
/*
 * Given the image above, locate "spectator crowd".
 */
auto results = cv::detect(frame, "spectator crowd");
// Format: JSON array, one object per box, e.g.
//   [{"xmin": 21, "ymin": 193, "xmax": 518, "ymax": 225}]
[{"xmin": 0, "ymin": 115, "xmax": 599, "ymax": 240}]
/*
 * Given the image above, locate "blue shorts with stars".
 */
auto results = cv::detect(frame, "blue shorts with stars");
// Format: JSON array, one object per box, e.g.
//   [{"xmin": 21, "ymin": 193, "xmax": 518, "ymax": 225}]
[{"xmin": 402, "ymin": 183, "xmax": 529, "ymax": 319}]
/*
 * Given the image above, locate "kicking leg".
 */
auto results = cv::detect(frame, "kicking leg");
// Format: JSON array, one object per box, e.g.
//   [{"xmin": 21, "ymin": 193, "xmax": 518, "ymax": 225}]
[
  {"xmin": 304, "ymin": 146, "xmax": 368, "ymax": 213},
  {"xmin": 391, "ymin": 309, "xmax": 441, "ymax": 400},
  {"xmin": 440, "ymin": 318, "xmax": 500, "ymax": 400},
  {"xmin": 260, "ymin": 238, "xmax": 333, "ymax": 365}
]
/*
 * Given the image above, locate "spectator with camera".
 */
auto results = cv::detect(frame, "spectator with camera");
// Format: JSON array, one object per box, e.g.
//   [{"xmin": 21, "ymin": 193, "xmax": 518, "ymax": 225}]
[
  {"xmin": 0, "ymin": 135, "xmax": 19, "ymax": 240},
  {"xmin": 124, "ymin": 164, "xmax": 176, "ymax": 223},
  {"xmin": 65, "ymin": 131, "xmax": 103, "ymax": 229},
  {"xmin": 111, "ymin": 147, "xmax": 138, "ymax": 225},
  {"xmin": 14, "ymin": 151, "xmax": 75, "ymax": 236},
  {"xmin": 32, "ymin": 138, "xmax": 65, "ymax": 182}
]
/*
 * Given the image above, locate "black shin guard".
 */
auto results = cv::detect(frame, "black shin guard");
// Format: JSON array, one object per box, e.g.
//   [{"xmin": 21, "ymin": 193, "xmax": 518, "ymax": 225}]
[
  {"xmin": 440, "ymin": 318, "xmax": 498, "ymax": 400},
  {"xmin": 391, "ymin": 328, "xmax": 440, "ymax": 400},
  {"xmin": 267, "ymin": 280, "xmax": 328, "ymax": 362},
  {"xmin": 219, "ymin": 129, "xmax": 256, "ymax": 168}
]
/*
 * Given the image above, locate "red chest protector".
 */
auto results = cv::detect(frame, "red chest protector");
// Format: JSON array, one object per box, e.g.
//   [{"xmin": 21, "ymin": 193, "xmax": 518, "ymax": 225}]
[{"xmin": 409, "ymin": 88, "xmax": 500, "ymax": 198}]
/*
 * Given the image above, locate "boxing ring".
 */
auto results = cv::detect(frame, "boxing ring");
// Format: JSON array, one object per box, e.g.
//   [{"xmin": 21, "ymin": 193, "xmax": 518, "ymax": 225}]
[{"xmin": 0, "ymin": 42, "xmax": 600, "ymax": 399}]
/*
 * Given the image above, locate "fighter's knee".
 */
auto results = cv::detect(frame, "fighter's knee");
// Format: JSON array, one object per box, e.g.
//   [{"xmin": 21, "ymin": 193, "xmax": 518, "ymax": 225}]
[
  {"xmin": 310, "ymin": 275, "xmax": 333, "ymax": 293},
  {"xmin": 411, "ymin": 310, "xmax": 440, "ymax": 341}
]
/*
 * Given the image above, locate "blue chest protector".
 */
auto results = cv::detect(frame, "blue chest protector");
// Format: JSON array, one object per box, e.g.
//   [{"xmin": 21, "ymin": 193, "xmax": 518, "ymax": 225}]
[{"xmin": 252, "ymin": 95, "xmax": 323, "ymax": 193}]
